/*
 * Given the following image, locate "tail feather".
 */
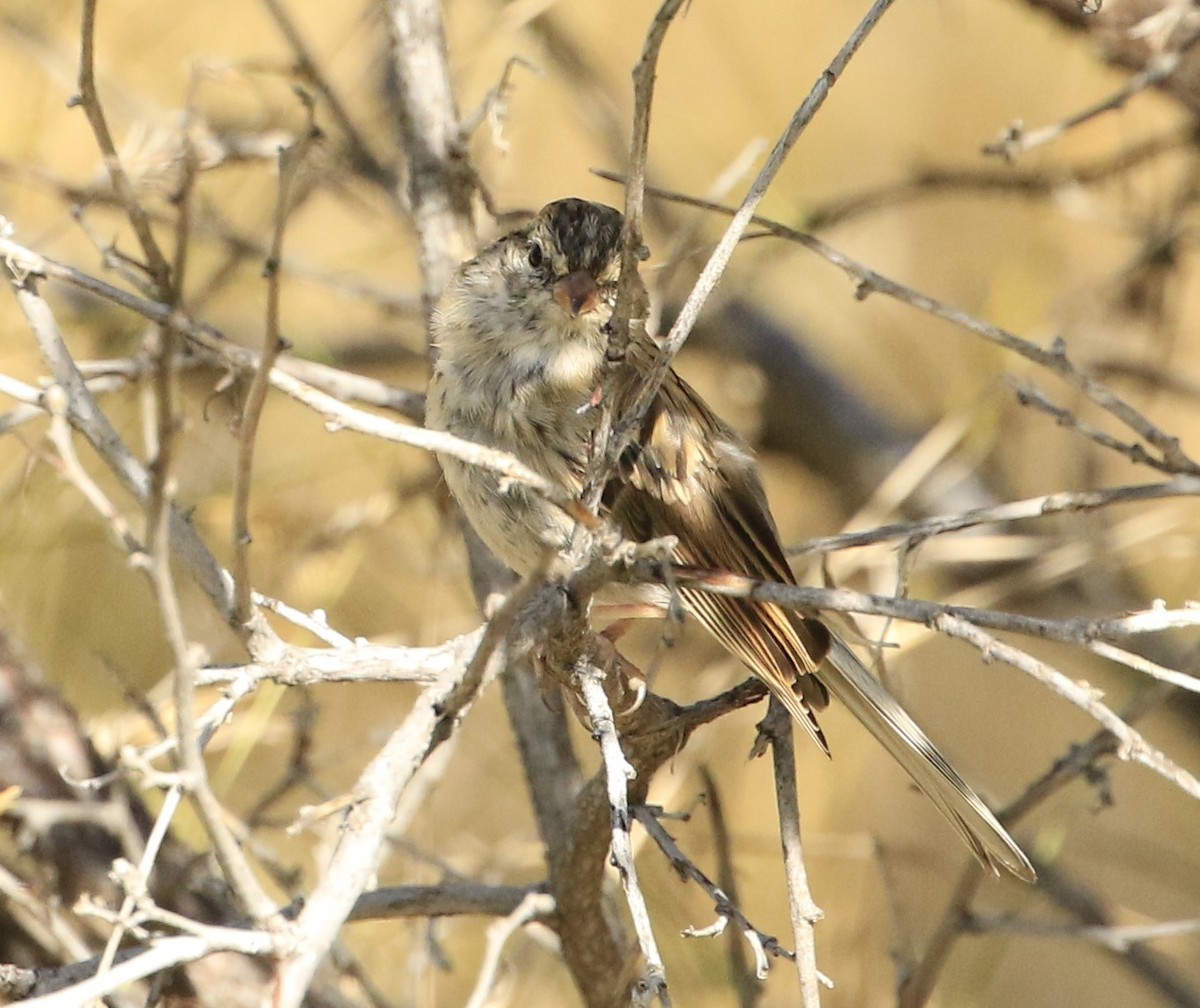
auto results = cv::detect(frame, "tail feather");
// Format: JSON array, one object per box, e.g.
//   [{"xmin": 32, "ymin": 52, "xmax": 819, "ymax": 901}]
[
  {"xmin": 681, "ymin": 586, "xmax": 831, "ymax": 754},
  {"xmin": 819, "ymin": 637, "xmax": 1035, "ymax": 882}
]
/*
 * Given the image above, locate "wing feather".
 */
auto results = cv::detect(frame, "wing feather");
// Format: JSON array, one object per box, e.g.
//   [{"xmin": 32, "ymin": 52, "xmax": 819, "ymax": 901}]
[
  {"xmin": 605, "ymin": 371, "xmax": 832, "ymax": 742},
  {"xmin": 602, "ymin": 366, "xmax": 1034, "ymax": 881}
]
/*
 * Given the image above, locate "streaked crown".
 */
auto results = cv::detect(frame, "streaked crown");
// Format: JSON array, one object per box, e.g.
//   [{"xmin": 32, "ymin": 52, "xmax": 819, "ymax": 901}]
[{"xmin": 539, "ymin": 198, "xmax": 622, "ymax": 276}]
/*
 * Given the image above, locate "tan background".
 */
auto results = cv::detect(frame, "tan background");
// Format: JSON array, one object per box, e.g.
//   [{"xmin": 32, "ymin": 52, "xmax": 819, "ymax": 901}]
[{"xmin": 1, "ymin": 1, "xmax": 1199, "ymax": 1005}]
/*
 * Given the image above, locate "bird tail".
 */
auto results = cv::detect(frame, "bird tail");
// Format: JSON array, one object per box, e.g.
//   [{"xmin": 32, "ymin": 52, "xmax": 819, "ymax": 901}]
[{"xmin": 820, "ymin": 637, "xmax": 1035, "ymax": 882}]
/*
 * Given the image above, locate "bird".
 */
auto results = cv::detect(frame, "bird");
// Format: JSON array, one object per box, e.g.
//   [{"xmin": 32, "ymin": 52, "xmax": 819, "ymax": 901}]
[{"xmin": 425, "ymin": 196, "xmax": 1034, "ymax": 882}]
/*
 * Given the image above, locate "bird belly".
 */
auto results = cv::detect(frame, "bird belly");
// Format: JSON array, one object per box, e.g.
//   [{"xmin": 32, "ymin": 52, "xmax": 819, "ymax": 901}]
[{"xmin": 428, "ymin": 364, "xmax": 592, "ymax": 576}]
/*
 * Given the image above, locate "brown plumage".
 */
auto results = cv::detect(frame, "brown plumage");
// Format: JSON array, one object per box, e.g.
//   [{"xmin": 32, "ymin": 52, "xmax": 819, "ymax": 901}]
[{"xmin": 427, "ymin": 197, "xmax": 1035, "ymax": 882}]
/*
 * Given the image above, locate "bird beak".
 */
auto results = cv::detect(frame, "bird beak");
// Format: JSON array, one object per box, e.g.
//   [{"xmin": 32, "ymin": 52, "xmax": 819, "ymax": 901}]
[{"xmin": 552, "ymin": 270, "xmax": 599, "ymax": 317}]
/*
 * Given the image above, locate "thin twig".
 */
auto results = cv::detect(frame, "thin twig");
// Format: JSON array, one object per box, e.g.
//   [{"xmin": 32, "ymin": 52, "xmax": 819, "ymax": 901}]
[
  {"xmin": 5, "ymin": 251, "xmax": 275, "ymax": 920},
  {"xmin": 933, "ymin": 615, "xmax": 1200, "ymax": 801},
  {"xmin": 966, "ymin": 913, "xmax": 1200, "ymax": 952},
  {"xmin": 595, "ymin": 180, "xmax": 1200, "ymax": 476},
  {"xmin": 898, "ymin": 682, "xmax": 1185, "ymax": 1008},
  {"xmin": 803, "ymin": 126, "xmax": 1194, "ymax": 229},
  {"xmin": 92, "ymin": 784, "xmax": 188, "ymax": 981},
  {"xmin": 1009, "ymin": 376, "xmax": 1186, "ymax": 476},
  {"xmin": 1020, "ymin": 861, "xmax": 1200, "ymax": 1008},
  {"xmin": 576, "ymin": 665, "xmax": 671, "ymax": 1006},
  {"xmin": 659, "ymin": 565, "xmax": 1200, "ymax": 649},
  {"xmin": 604, "ymin": 0, "xmax": 901, "ymax": 475},
  {"xmin": 42, "ymin": 389, "xmax": 144, "ymax": 559},
  {"xmin": 1, "ymin": 221, "xmax": 420, "ymax": 395},
  {"xmin": 14, "ymin": 930, "xmax": 279, "ymax": 1008},
  {"xmin": 580, "ymin": 0, "xmax": 685, "ymax": 517},
  {"xmin": 1, "ymin": 254, "xmax": 236, "ymax": 620},
  {"xmin": 699, "ymin": 766, "xmax": 763, "ymax": 1007},
  {"xmin": 635, "ymin": 804, "xmax": 792, "ymax": 982},
  {"xmin": 463, "ymin": 891, "xmax": 556, "ymax": 1008},
  {"xmin": 271, "ymin": 603, "xmax": 505, "ymax": 1007},
  {"xmin": 788, "ymin": 476, "xmax": 1200, "ymax": 556},
  {"xmin": 607, "ymin": 0, "xmax": 685, "ymax": 364},
  {"xmin": 0, "ymin": 154, "xmax": 425, "ymax": 314},
  {"xmin": 259, "ymin": 0, "xmax": 396, "ymax": 190},
  {"xmin": 983, "ymin": 27, "xmax": 1200, "ymax": 161},
  {"xmin": 150, "ymin": 450, "xmax": 275, "ymax": 922},
  {"xmin": 761, "ymin": 701, "xmax": 827, "ymax": 1006},
  {"xmin": 74, "ymin": 0, "xmax": 172, "ymax": 293},
  {"xmin": 231, "ymin": 102, "xmax": 319, "ymax": 624},
  {"xmin": 265, "ymin": 365, "xmax": 599, "ymax": 528}
]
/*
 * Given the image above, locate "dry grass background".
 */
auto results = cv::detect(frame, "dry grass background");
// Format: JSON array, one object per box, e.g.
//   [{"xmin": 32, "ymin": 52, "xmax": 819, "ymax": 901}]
[{"xmin": 1, "ymin": 1, "xmax": 1200, "ymax": 1005}]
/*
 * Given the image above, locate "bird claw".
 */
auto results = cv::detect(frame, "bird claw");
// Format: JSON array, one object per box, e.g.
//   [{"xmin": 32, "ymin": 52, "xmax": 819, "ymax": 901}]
[{"xmin": 619, "ymin": 674, "xmax": 648, "ymax": 716}]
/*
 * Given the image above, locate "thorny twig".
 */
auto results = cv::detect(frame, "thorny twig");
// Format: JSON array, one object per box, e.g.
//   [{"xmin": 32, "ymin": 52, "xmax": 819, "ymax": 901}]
[
  {"xmin": 74, "ymin": 0, "xmax": 172, "ymax": 294},
  {"xmin": 595, "ymin": 180, "xmax": 1200, "ymax": 476},
  {"xmin": 603, "ymin": 0, "xmax": 903, "ymax": 483},
  {"xmin": 789, "ymin": 476, "xmax": 1200, "ymax": 556},
  {"xmin": 983, "ymin": 24, "xmax": 1200, "ymax": 161},
  {"xmin": 635, "ymin": 804, "xmax": 794, "ymax": 981},
  {"xmin": 232, "ymin": 98, "xmax": 320, "ymax": 624}
]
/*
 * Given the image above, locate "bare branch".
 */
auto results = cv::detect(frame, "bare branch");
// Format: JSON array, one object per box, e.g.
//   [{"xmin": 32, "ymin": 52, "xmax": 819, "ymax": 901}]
[
  {"xmin": 348, "ymin": 882, "xmax": 548, "ymax": 922},
  {"xmin": 660, "ymin": 565, "xmax": 1200, "ymax": 650},
  {"xmin": 577, "ymin": 663, "xmax": 671, "ymax": 1006},
  {"xmin": 464, "ymin": 890, "xmax": 556, "ymax": 1008},
  {"xmin": 789, "ymin": 476, "xmax": 1200, "ymax": 556},
  {"xmin": 232, "ymin": 104, "xmax": 319, "ymax": 624},
  {"xmin": 74, "ymin": 0, "xmax": 172, "ymax": 294},
  {"xmin": 803, "ymin": 126, "xmax": 1193, "ymax": 229},
  {"xmin": 386, "ymin": 0, "xmax": 477, "ymax": 319},
  {"xmin": 581, "ymin": 0, "xmax": 685, "ymax": 517},
  {"xmin": 983, "ymin": 24, "xmax": 1200, "ymax": 160},
  {"xmin": 932, "ymin": 614, "xmax": 1200, "ymax": 801},
  {"xmin": 1, "ymin": 262, "xmax": 235, "ymax": 621},
  {"xmin": 1009, "ymin": 376, "xmax": 1185, "ymax": 475},
  {"xmin": 701, "ymin": 766, "xmax": 764, "ymax": 1007},
  {"xmin": 761, "ymin": 702, "xmax": 827, "ymax": 1006},
  {"xmin": 197, "ymin": 632, "xmax": 482, "ymax": 687},
  {"xmin": 635, "ymin": 804, "xmax": 792, "ymax": 982},
  {"xmin": 605, "ymin": 0, "xmax": 902, "ymax": 474},
  {"xmin": 600, "ymin": 181, "xmax": 1200, "ymax": 476},
  {"xmin": 898, "ymin": 682, "xmax": 1179, "ymax": 1008},
  {"xmin": 272, "ymin": 608, "xmax": 505, "ymax": 1006},
  {"xmin": 15, "ymin": 929, "xmax": 279, "ymax": 1008},
  {"xmin": 966, "ymin": 912, "xmax": 1200, "ymax": 952},
  {"xmin": 607, "ymin": 0, "xmax": 686, "ymax": 363}
]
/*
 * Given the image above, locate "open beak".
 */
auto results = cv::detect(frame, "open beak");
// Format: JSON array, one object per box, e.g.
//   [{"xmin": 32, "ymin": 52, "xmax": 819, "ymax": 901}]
[{"xmin": 552, "ymin": 270, "xmax": 599, "ymax": 318}]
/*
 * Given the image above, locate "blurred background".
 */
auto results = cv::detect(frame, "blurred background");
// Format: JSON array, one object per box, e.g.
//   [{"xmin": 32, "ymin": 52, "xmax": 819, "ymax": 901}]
[{"xmin": 1, "ymin": 0, "xmax": 1200, "ymax": 1005}]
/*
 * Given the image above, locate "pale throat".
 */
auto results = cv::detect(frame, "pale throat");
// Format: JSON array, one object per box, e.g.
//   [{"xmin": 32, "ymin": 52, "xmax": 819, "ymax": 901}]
[
  {"xmin": 494, "ymin": 283, "xmax": 609, "ymax": 393},
  {"xmin": 510, "ymin": 333, "xmax": 604, "ymax": 391}
]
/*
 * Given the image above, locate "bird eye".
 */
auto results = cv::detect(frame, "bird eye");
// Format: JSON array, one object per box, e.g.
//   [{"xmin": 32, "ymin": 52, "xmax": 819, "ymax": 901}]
[{"xmin": 527, "ymin": 241, "xmax": 544, "ymax": 269}]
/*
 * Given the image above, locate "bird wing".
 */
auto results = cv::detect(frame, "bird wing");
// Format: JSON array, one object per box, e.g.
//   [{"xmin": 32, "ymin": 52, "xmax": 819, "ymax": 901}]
[
  {"xmin": 603, "ymin": 369, "xmax": 833, "ymax": 751},
  {"xmin": 602, "ymin": 368, "xmax": 1035, "ymax": 881}
]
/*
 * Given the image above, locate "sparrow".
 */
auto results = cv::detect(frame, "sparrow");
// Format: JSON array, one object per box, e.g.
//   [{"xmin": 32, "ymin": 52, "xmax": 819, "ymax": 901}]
[{"xmin": 425, "ymin": 197, "xmax": 1034, "ymax": 882}]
